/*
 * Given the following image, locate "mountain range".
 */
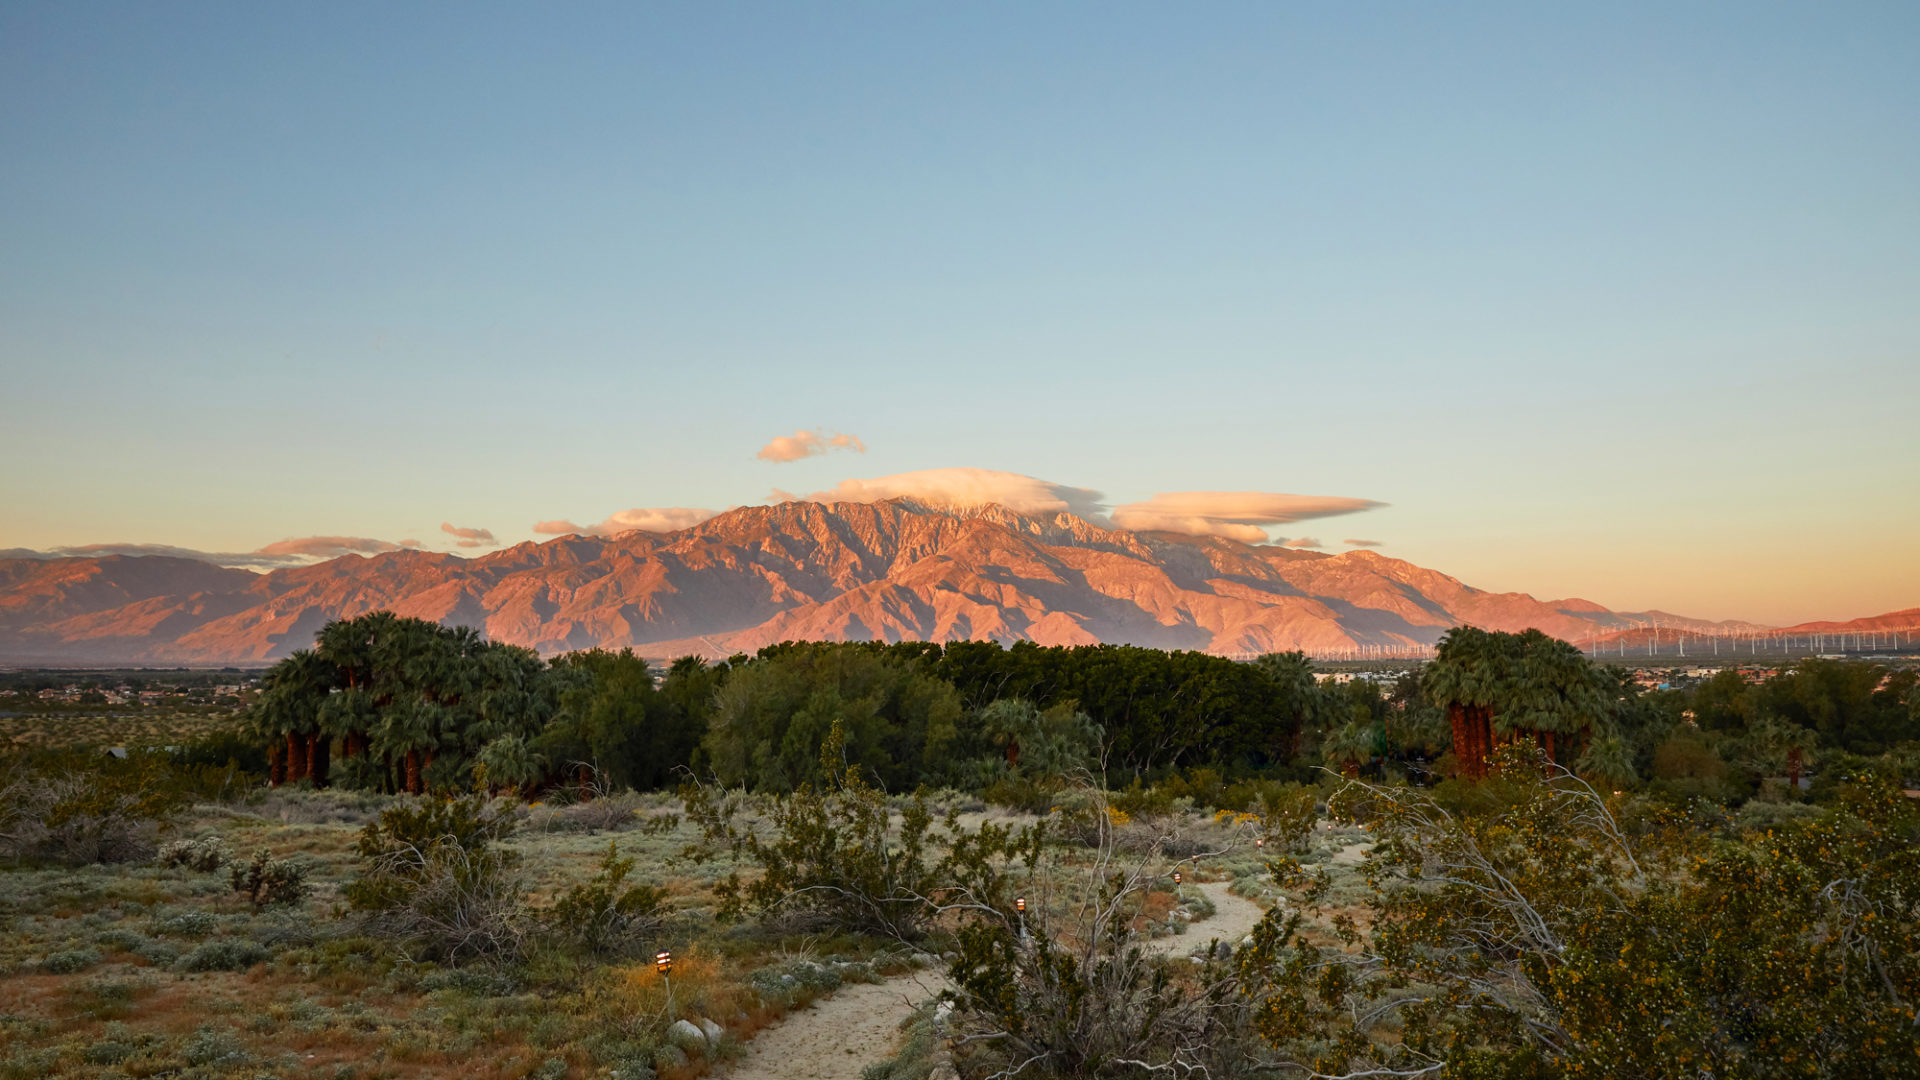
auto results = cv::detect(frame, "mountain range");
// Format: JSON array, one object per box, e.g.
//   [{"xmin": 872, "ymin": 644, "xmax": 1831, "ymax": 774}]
[{"xmin": 0, "ymin": 497, "xmax": 1879, "ymax": 666}]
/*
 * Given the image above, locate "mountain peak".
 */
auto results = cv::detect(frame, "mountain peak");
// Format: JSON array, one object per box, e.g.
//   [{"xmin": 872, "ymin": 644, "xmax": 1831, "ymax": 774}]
[{"xmin": 0, "ymin": 499, "xmax": 1760, "ymax": 664}]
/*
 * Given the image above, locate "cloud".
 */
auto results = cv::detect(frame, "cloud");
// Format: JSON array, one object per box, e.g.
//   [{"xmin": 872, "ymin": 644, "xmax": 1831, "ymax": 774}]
[
  {"xmin": 757, "ymin": 429, "xmax": 868, "ymax": 463},
  {"xmin": 36, "ymin": 542, "xmax": 279, "ymax": 568},
  {"xmin": 1283, "ymin": 537, "xmax": 1323, "ymax": 549},
  {"xmin": 257, "ymin": 536, "xmax": 405, "ymax": 559},
  {"xmin": 440, "ymin": 523, "xmax": 497, "ymax": 549},
  {"xmin": 801, "ymin": 468, "xmax": 1108, "ymax": 520},
  {"xmin": 22, "ymin": 536, "xmax": 415, "ymax": 570},
  {"xmin": 1111, "ymin": 491, "xmax": 1384, "ymax": 542},
  {"xmin": 1342, "ymin": 538, "xmax": 1384, "ymax": 548},
  {"xmin": 533, "ymin": 507, "xmax": 720, "ymax": 538},
  {"xmin": 400, "ymin": 539, "xmax": 423, "ymax": 548}
]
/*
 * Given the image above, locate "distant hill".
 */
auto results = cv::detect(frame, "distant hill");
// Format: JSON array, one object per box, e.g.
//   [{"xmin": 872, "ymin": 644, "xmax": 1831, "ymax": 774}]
[
  {"xmin": 1768, "ymin": 608, "xmax": 1920, "ymax": 635},
  {"xmin": 0, "ymin": 497, "xmax": 1848, "ymax": 665}
]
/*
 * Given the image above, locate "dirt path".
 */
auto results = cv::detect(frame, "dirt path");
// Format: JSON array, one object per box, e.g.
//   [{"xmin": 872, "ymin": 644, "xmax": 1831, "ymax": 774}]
[
  {"xmin": 720, "ymin": 967, "xmax": 950, "ymax": 1080},
  {"xmin": 1148, "ymin": 880, "xmax": 1271, "ymax": 955},
  {"xmin": 721, "ymin": 886, "xmax": 1268, "ymax": 1078}
]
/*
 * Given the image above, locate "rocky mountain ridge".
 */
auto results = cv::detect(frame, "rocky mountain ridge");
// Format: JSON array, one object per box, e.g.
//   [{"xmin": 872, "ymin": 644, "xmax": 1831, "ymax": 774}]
[{"xmin": 0, "ymin": 498, "xmax": 1788, "ymax": 664}]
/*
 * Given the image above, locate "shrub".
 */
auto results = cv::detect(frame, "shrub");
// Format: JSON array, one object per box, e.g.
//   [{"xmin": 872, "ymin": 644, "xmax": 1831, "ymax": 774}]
[
  {"xmin": 170, "ymin": 728, "xmax": 269, "ymax": 777},
  {"xmin": 229, "ymin": 848, "xmax": 310, "ymax": 907},
  {"xmin": 550, "ymin": 791, "xmax": 644, "ymax": 834},
  {"xmin": 1243, "ymin": 750, "xmax": 1920, "ymax": 1078},
  {"xmin": 943, "ymin": 786, "xmax": 1251, "ymax": 1079},
  {"xmin": 345, "ymin": 795, "xmax": 528, "ymax": 962},
  {"xmin": 182, "ymin": 1024, "xmax": 249, "ymax": 1068},
  {"xmin": 177, "ymin": 939, "xmax": 272, "ymax": 973},
  {"xmin": 544, "ymin": 842, "xmax": 668, "ymax": 955},
  {"xmin": 157, "ymin": 834, "xmax": 230, "ymax": 872},
  {"xmin": 0, "ymin": 750, "xmax": 190, "ymax": 864},
  {"xmin": 150, "ymin": 910, "xmax": 219, "ymax": 938},
  {"xmin": 419, "ymin": 968, "xmax": 520, "ymax": 996},
  {"xmin": 41, "ymin": 948, "xmax": 103, "ymax": 975},
  {"xmin": 687, "ymin": 753, "xmax": 1044, "ymax": 940}
]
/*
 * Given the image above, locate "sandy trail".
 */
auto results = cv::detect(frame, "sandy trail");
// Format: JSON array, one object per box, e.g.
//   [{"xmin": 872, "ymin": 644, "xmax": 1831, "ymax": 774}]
[
  {"xmin": 1148, "ymin": 880, "xmax": 1271, "ymax": 956},
  {"xmin": 719, "ymin": 967, "xmax": 951, "ymax": 1080},
  {"xmin": 720, "ymin": 885, "xmax": 1270, "ymax": 1079}
]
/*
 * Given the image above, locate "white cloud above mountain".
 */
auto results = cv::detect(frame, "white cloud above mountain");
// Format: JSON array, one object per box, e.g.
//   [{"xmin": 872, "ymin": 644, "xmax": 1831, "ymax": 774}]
[
  {"xmin": 796, "ymin": 467, "xmax": 1108, "ymax": 520},
  {"xmin": 1111, "ymin": 491, "xmax": 1384, "ymax": 543}
]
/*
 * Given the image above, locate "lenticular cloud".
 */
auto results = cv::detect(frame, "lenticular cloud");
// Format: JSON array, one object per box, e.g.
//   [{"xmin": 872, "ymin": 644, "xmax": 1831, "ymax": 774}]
[
  {"xmin": 798, "ymin": 467, "xmax": 1108, "ymax": 520},
  {"xmin": 533, "ymin": 507, "xmax": 720, "ymax": 538},
  {"xmin": 1112, "ymin": 491, "xmax": 1385, "ymax": 542}
]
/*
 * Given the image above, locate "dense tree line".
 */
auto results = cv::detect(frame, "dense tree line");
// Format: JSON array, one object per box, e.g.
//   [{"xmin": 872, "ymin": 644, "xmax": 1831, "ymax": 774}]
[{"xmin": 244, "ymin": 613, "xmax": 1919, "ymax": 801}]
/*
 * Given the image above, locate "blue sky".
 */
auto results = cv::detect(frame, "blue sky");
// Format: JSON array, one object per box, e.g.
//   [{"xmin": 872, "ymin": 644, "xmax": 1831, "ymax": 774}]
[{"xmin": 2, "ymin": 2, "xmax": 1916, "ymax": 623}]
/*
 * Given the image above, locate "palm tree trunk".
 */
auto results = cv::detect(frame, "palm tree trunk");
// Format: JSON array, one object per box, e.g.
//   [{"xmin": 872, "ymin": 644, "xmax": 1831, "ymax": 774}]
[
  {"xmin": 405, "ymin": 750, "xmax": 423, "ymax": 795},
  {"xmin": 1473, "ymin": 707, "xmax": 1494, "ymax": 781},
  {"xmin": 1447, "ymin": 704, "xmax": 1468, "ymax": 779},
  {"xmin": 1787, "ymin": 746, "xmax": 1803, "ymax": 791},
  {"xmin": 286, "ymin": 732, "xmax": 308, "ymax": 783},
  {"xmin": 308, "ymin": 734, "xmax": 330, "ymax": 789},
  {"xmin": 577, "ymin": 763, "xmax": 593, "ymax": 799},
  {"xmin": 1543, "ymin": 730, "xmax": 1556, "ymax": 765},
  {"xmin": 268, "ymin": 744, "xmax": 286, "ymax": 786}
]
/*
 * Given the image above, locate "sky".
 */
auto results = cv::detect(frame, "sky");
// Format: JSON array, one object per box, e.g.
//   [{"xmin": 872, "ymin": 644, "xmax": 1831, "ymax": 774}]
[{"xmin": 1, "ymin": 2, "xmax": 1916, "ymax": 626}]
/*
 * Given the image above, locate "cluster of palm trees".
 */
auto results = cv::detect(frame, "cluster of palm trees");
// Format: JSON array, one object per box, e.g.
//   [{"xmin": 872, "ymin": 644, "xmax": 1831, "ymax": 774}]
[
  {"xmin": 1423, "ymin": 626, "xmax": 1619, "ymax": 782},
  {"xmin": 248, "ymin": 613, "xmax": 567, "ymax": 794}
]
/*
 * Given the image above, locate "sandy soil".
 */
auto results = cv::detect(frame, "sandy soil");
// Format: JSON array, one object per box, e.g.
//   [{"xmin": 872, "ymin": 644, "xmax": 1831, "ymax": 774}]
[
  {"xmin": 1149, "ymin": 880, "xmax": 1271, "ymax": 955},
  {"xmin": 720, "ymin": 886, "xmax": 1270, "ymax": 1079},
  {"xmin": 719, "ymin": 967, "xmax": 951, "ymax": 1080}
]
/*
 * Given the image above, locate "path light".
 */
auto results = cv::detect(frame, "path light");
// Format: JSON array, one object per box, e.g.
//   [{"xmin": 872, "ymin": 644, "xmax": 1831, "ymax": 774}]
[
  {"xmin": 1172, "ymin": 870, "xmax": 1182, "ymax": 885},
  {"xmin": 1015, "ymin": 897, "xmax": 1026, "ymax": 913},
  {"xmin": 656, "ymin": 950, "xmax": 675, "ymax": 1015},
  {"xmin": 1255, "ymin": 837, "xmax": 1264, "ymax": 848}
]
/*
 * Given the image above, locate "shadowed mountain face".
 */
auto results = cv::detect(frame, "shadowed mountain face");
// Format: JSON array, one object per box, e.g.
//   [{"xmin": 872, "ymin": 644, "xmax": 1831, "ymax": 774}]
[{"xmin": 0, "ymin": 499, "xmax": 1760, "ymax": 664}]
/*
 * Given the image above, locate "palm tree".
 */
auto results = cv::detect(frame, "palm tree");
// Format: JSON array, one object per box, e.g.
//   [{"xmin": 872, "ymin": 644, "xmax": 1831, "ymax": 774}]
[
  {"xmin": 1425, "ymin": 628, "xmax": 1502, "ymax": 781},
  {"xmin": 475, "ymin": 733, "xmax": 547, "ymax": 798},
  {"xmin": 1575, "ymin": 733, "xmax": 1638, "ymax": 789},
  {"xmin": 1322, "ymin": 719, "xmax": 1377, "ymax": 778},
  {"xmin": 979, "ymin": 698, "xmax": 1042, "ymax": 769},
  {"xmin": 251, "ymin": 648, "xmax": 337, "ymax": 785},
  {"xmin": 1427, "ymin": 627, "xmax": 1613, "ymax": 782}
]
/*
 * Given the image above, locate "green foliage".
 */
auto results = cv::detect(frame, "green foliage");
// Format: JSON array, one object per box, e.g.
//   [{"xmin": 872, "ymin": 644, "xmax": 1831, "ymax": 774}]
[
  {"xmin": 0, "ymin": 748, "xmax": 194, "ymax": 864},
  {"xmin": 543, "ymin": 841, "xmax": 669, "ymax": 955},
  {"xmin": 40, "ymin": 947, "xmax": 103, "ymax": 975},
  {"xmin": 702, "ymin": 643, "xmax": 964, "ymax": 792},
  {"xmin": 167, "ymin": 727, "xmax": 269, "ymax": 775},
  {"xmin": 543, "ymin": 648, "xmax": 706, "ymax": 793},
  {"xmin": 687, "ymin": 742, "xmax": 1044, "ymax": 940},
  {"xmin": 249, "ymin": 612, "xmax": 568, "ymax": 794},
  {"xmin": 974, "ymin": 697, "xmax": 1103, "ymax": 811},
  {"xmin": 345, "ymin": 795, "xmax": 528, "ymax": 961},
  {"xmin": 943, "ymin": 786, "xmax": 1253, "ymax": 1078},
  {"xmin": 228, "ymin": 847, "xmax": 310, "ymax": 907},
  {"xmin": 1243, "ymin": 747, "xmax": 1920, "ymax": 1078},
  {"xmin": 177, "ymin": 938, "xmax": 272, "ymax": 973}
]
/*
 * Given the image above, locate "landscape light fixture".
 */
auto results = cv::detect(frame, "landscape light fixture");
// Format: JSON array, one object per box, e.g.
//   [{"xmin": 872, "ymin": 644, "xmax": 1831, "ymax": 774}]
[
  {"xmin": 1015, "ymin": 897, "xmax": 1026, "ymax": 913},
  {"xmin": 1255, "ymin": 837, "xmax": 1264, "ymax": 848},
  {"xmin": 656, "ymin": 950, "xmax": 676, "ymax": 1014},
  {"xmin": 1172, "ymin": 870, "xmax": 1182, "ymax": 885}
]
